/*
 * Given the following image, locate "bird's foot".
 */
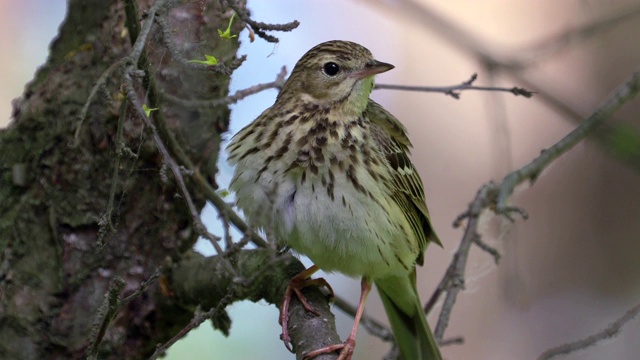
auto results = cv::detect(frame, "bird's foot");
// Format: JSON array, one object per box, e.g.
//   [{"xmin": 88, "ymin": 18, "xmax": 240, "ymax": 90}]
[
  {"xmin": 304, "ymin": 279, "xmax": 370, "ymax": 359},
  {"xmin": 303, "ymin": 338, "xmax": 356, "ymax": 360},
  {"xmin": 279, "ymin": 266, "xmax": 333, "ymax": 352}
]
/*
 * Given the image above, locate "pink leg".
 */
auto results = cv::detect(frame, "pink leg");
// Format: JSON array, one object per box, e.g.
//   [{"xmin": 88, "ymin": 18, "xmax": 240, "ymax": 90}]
[
  {"xmin": 280, "ymin": 265, "xmax": 335, "ymax": 352},
  {"xmin": 303, "ymin": 278, "xmax": 372, "ymax": 360}
]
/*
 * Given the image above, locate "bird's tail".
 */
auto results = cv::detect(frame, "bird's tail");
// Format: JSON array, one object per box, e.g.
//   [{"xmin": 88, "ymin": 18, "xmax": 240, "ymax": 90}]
[{"xmin": 376, "ymin": 273, "xmax": 442, "ymax": 360}]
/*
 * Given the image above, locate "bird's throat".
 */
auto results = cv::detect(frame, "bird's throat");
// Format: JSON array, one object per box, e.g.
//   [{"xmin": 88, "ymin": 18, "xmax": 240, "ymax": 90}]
[{"xmin": 343, "ymin": 77, "xmax": 374, "ymax": 116}]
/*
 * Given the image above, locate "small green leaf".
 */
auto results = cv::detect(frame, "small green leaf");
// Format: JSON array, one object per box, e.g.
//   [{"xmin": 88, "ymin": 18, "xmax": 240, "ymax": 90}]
[
  {"xmin": 216, "ymin": 189, "xmax": 230, "ymax": 198},
  {"xmin": 187, "ymin": 54, "xmax": 218, "ymax": 65},
  {"xmin": 142, "ymin": 104, "xmax": 158, "ymax": 118},
  {"xmin": 218, "ymin": 13, "xmax": 237, "ymax": 40}
]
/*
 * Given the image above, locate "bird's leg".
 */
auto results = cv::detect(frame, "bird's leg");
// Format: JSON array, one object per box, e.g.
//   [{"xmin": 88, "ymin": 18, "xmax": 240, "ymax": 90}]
[
  {"xmin": 280, "ymin": 265, "xmax": 335, "ymax": 352},
  {"xmin": 304, "ymin": 278, "xmax": 372, "ymax": 360}
]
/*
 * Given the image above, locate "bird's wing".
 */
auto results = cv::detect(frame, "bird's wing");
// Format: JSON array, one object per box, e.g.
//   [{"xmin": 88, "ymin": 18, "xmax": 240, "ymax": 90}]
[{"xmin": 365, "ymin": 100, "xmax": 442, "ymax": 263}]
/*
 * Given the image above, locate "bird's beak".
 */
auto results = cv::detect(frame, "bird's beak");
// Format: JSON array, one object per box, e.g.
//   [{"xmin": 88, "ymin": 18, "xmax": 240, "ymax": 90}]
[{"xmin": 351, "ymin": 60, "xmax": 395, "ymax": 79}]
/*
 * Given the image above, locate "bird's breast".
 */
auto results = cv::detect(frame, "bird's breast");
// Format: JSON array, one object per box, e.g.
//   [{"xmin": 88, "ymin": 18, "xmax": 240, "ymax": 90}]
[{"xmin": 230, "ymin": 112, "xmax": 419, "ymax": 279}]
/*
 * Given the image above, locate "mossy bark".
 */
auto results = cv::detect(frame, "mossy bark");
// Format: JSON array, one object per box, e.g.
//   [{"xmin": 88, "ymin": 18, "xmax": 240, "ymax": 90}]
[{"xmin": 0, "ymin": 1, "xmax": 241, "ymax": 358}]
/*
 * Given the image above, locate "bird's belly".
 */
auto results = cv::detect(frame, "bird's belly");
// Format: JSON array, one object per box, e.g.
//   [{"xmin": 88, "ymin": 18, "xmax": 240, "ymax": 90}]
[
  {"xmin": 231, "ymin": 158, "xmax": 419, "ymax": 279},
  {"xmin": 274, "ymin": 175, "xmax": 416, "ymax": 279}
]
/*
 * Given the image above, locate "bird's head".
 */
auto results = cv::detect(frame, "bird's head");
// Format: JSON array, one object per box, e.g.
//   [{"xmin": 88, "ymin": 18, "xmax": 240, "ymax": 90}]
[{"xmin": 280, "ymin": 40, "xmax": 394, "ymax": 115}]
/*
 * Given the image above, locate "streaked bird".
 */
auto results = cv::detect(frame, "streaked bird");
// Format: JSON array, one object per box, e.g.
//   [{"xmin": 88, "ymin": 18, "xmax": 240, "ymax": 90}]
[{"xmin": 227, "ymin": 40, "xmax": 442, "ymax": 360}]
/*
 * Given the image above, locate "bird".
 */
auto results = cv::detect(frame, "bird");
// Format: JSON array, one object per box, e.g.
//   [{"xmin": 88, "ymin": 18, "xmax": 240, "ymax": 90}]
[{"xmin": 226, "ymin": 40, "xmax": 442, "ymax": 360}]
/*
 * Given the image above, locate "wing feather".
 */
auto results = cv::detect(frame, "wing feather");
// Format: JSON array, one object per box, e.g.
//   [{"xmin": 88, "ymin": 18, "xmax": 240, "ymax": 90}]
[{"xmin": 365, "ymin": 100, "xmax": 442, "ymax": 263}]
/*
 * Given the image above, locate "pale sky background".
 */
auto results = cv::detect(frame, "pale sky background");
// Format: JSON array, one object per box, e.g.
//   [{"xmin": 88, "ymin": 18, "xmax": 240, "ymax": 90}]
[
  {"xmin": 3, "ymin": 1, "xmax": 640, "ymax": 360},
  {"xmin": 0, "ymin": 1, "xmax": 66, "ymax": 128}
]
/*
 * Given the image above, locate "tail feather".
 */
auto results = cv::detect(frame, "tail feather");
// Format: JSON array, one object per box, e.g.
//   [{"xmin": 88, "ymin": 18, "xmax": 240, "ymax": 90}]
[{"xmin": 376, "ymin": 274, "xmax": 442, "ymax": 360}]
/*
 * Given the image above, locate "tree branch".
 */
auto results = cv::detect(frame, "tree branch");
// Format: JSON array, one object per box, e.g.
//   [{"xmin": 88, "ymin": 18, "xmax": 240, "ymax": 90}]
[
  {"xmin": 223, "ymin": 0, "xmax": 300, "ymax": 43},
  {"xmin": 538, "ymin": 301, "xmax": 640, "ymax": 360},
  {"xmin": 166, "ymin": 249, "xmax": 340, "ymax": 360},
  {"xmin": 425, "ymin": 70, "xmax": 640, "ymax": 344},
  {"xmin": 376, "ymin": 73, "xmax": 534, "ymax": 99},
  {"xmin": 427, "ymin": 183, "xmax": 495, "ymax": 340},
  {"xmin": 495, "ymin": 71, "xmax": 640, "ymax": 212},
  {"xmin": 161, "ymin": 66, "xmax": 287, "ymax": 108}
]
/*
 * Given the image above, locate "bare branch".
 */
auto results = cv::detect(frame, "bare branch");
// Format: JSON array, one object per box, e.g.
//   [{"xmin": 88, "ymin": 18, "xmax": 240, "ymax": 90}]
[
  {"xmin": 376, "ymin": 73, "xmax": 534, "ymax": 99},
  {"xmin": 223, "ymin": 0, "xmax": 300, "ymax": 43},
  {"xmin": 427, "ymin": 71, "xmax": 640, "ymax": 345},
  {"xmin": 73, "ymin": 58, "xmax": 127, "ymax": 144},
  {"xmin": 495, "ymin": 71, "xmax": 640, "ymax": 212},
  {"xmin": 148, "ymin": 297, "xmax": 232, "ymax": 360},
  {"xmin": 427, "ymin": 183, "xmax": 496, "ymax": 340},
  {"xmin": 538, "ymin": 302, "xmax": 640, "ymax": 360},
  {"xmin": 192, "ymin": 170, "xmax": 269, "ymax": 248},
  {"xmin": 165, "ymin": 249, "xmax": 341, "ymax": 360},
  {"xmin": 87, "ymin": 270, "xmax": 160, "ymax": 359},
  {"xmin": 440, "ymin": 336, "xmax": 465, "ymax": 346},
  {"xmin": 161, "ymin": 66, "xmax": 287, "ymax": 108},
  {"xmin": 508, "ymin": 71, "xmax": 640, "ymax": 170},
  {"xmin": 86, "ymin": 278, "xmax": 126, "ymax": 360},
  {"xmin": 96, "ymin": 101, "xmax": 129, "ymax": 246}
]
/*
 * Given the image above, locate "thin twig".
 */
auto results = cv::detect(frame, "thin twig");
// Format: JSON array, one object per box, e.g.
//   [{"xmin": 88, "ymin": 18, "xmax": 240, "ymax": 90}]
[
  {"xmin": 374, "ymin": 0, "xmax": 640, "ymax": 171},
  {"xmin": 224, "ymin": 0, "xmax": 299, "ymax": 43},
  {"xmin": 192, "ymin": 170, "xmax": 268, "ymax": 248},
  {"xmin": 86, "ymin": 270, "xmax": 160, "ymax": 359},
  {"xmin": 148, "ymin": 292, "xmax": 235, "ymax": 360},
  {"xmin": 376, "ymin": 73, "xmax": 534, "ymax": 99},
  {"xmin": 140, "ymin": 73, "xmax": 270, "ymax": 249},
  {"xmin": 429, "ymin": 183, "xmax": 496, "ymax": 340},
  {"xmin": 538, "ymin": 302, "xmax": 640, "ymax": 360},
  {"xmin": 161, "ymin": 66, "xmax": 287, "ymax": 108},
  {"xmin": 96, "ymin": 100, "xmax": 130, "ymax": 246},
  {"xmin": 120, "ymin": 269, "xmax": 161, "ymax": 307},
  {"xmin": 508, "ymin": 65, "xmax": 640, "ymax": 170},
  {"xmin": 440, "ymin": 336, "xmax": 465, "ymax": 347},
  {"xmin": 73, "ymin": 58, "xmax": 127, "ymax": 145},
  {"xmin": 86, "ymin": 278, "xmax": 126, "ymax": 360}
]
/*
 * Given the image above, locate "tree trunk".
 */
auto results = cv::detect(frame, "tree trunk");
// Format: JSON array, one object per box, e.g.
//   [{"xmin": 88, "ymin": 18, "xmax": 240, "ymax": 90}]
[{"xmin": 0, "ymin": 1, "xmax": 240, "ymax": 358}]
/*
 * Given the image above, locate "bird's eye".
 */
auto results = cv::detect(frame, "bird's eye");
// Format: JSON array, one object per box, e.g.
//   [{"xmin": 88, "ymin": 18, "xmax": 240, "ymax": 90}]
[{"xmin": 322, "ymin": 62, "xmax": 340, "ymax": 76}]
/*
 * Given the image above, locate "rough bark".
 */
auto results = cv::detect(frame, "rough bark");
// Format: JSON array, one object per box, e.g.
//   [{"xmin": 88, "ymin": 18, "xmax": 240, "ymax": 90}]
[{"xmin": 0, "ymin": 1, "xmax": 241, "ymax": 358}]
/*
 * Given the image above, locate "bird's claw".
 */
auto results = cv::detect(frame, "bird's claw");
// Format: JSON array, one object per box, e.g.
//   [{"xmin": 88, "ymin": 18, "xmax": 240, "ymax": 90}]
[
  {"xmin": 303, "ymin": 338, "xmax": 356, "ymax": 360},
  {"xmin": 279, "ymin": 266, "xmax": 331, "ymax": 352}
]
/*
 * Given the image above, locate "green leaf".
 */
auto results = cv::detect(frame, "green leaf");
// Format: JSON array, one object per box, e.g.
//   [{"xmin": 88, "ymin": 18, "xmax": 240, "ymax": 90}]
[
  {"xmin": 187, "ymin": 54, "xmax": 218, "ymax": 65},
  {"xmin": 216, "ymin": 189, "xmax": 230, "ymax": 198},
  {"xmin": 218, "ymin": 13, "xmax": 237, "ymax": 40},
  {"xmin": 142, "ymin": 104, "xmax": 158, "ymax": 118}
]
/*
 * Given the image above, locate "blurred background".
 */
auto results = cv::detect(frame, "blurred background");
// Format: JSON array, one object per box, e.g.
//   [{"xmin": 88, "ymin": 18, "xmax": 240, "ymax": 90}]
[{"xmin": 3, "ymin": 0, "xmax": 640, "ymax": 359}]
